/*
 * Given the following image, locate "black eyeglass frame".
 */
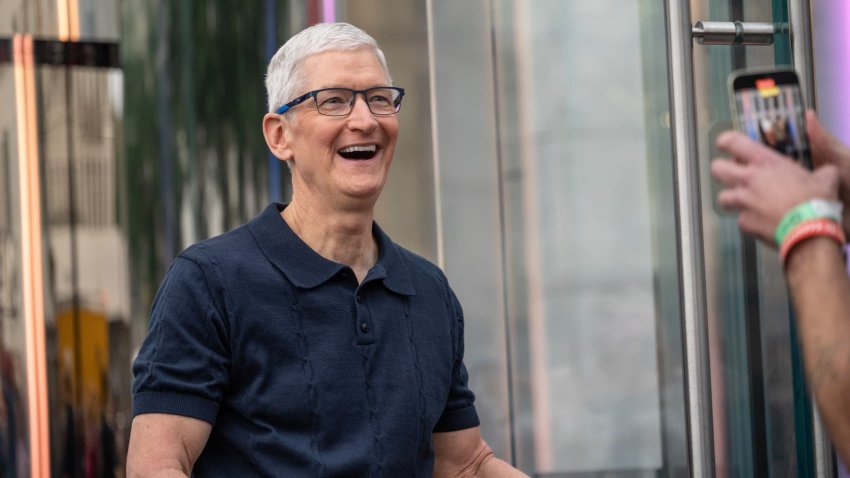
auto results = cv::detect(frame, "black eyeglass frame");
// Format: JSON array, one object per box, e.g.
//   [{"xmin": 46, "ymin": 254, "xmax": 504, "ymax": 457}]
[{"xmin": 274, "ymin": 86, "xmax": 406, "ymax": 116}]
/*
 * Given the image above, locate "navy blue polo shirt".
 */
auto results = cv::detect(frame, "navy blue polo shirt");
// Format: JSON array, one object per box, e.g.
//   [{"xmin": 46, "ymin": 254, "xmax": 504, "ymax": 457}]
[{"xmin": 132, "ymin": 203, "xmax": 479, "ymax": 477}]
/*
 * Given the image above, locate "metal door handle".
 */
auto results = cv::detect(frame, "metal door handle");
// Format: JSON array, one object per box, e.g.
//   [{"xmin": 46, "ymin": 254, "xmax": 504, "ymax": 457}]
[{"xmin": 692, "ymin": 21, "xmax": 775, "ymax": 45}]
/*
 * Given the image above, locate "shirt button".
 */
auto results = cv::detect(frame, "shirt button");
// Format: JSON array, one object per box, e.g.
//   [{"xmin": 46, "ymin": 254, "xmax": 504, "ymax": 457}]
[
  {"xmin": 360, "ymin": 322, "xmax": 369, "ymax": 333},
  {"xmin": 356, "ymin": 295, "xmax": 362, "ymax": 303}
]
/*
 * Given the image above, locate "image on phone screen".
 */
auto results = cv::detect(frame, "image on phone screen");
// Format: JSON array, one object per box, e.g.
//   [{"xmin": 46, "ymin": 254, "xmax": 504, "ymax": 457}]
[{"xmin": 731, "ymin": 70, "xmax": 811, "ymax": 168}]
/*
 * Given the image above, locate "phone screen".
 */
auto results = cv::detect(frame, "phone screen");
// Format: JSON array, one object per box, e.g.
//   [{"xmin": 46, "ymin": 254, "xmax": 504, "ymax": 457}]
[{"xmin": 730, "ymin": 69, "xmax": 811, "ymax": 168}]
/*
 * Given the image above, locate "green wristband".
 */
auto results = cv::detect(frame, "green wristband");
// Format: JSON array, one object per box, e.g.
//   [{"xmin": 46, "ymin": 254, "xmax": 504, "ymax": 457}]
[{"xmin": 774, "ymin": 199, "xmax": 843, "ymax": 246}]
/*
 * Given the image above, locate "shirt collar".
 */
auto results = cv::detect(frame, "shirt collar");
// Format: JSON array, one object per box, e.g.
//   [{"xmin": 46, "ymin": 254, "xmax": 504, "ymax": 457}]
[{"xmin": 249, "ymin": 203, "xmax": 416, "ymax": 295}]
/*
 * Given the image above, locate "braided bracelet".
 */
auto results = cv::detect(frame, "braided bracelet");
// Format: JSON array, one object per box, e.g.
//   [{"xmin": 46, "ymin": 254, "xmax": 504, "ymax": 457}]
[
  {"xmin": 774, "ymin": 199, "xmax": 843, "ymax": 247},
  {"xmin": 779, "ymin": 218, "xmax": 846, "ymax": 265}
]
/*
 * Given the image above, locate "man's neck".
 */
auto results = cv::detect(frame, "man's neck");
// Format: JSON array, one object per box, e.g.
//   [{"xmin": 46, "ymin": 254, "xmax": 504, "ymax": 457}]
[{"xmin": 282, "ymin": 199, "xmax": 378, "ymax": 283}]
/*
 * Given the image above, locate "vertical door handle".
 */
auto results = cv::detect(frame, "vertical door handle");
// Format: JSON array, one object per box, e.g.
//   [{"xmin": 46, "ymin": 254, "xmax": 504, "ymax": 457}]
[{"xmin": 665, "ymin": 2, "xmax": 715, "ymax": 476}]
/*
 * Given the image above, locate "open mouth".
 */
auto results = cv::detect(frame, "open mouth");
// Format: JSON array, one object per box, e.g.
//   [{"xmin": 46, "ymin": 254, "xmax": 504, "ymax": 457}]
[{"xmin": 338, "ymin": 144, "xmax": 379, "ymax": 160}]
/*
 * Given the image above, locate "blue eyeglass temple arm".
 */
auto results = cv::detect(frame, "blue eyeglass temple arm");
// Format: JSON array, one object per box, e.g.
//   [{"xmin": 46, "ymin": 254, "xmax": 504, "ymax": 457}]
[{"xmin": 274, "ymin": 91, "xmax": 314, "ymax": 115}]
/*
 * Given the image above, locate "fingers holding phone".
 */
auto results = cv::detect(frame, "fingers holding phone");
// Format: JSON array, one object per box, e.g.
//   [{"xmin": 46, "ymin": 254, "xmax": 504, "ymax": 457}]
[
  {"xmin": 807, "ymin": 110, "xmax": 850, "ymax": 235},
  {"xmin": 711, "ymin": 68, "xmax": 843, "ymax": 245},
  {"xmin": 710, "ymin": 138, "xmax": 838, "ymax": 245}
]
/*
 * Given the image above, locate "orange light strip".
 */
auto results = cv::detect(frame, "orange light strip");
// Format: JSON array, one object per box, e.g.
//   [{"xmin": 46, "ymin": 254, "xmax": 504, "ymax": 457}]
[
  {"xmin": 57, "ymin": 0, "xmax": 69, "ymax": 40},
  {"xmin": 13, "ymin": 33, "xmax": 50, "ymax": 478},
  {"xmin": 68, "ymin": 0, "xmax": 80, "ymax": 40},
  {"xmin": 57, "ymin": 0, "xmax": 80, "ymax": 41}
]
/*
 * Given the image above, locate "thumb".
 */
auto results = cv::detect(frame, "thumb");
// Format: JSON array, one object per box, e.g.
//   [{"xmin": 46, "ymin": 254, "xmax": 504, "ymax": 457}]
[
  {"xmin": 807, "ymin": 110, "xmax": 850, "ymax": 169},
  {"xmin": 812, "ymin": 163, "xmax": 840, "ymax": 198}
]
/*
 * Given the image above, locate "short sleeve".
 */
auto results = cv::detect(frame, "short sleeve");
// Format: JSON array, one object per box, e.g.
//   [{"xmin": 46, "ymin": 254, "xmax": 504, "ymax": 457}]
[
  {"xmin": 433, "ymin": 284, "xmax": 480, "ymax": 432},
  {"xmin": 132, "ymin": 250, "xmax": 231, "ymax": 425}
]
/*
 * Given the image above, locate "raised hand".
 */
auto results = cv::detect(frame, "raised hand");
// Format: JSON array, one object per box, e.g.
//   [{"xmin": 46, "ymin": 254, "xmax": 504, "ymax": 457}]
[{"xmin": 710, "ymin": 128, "xmax": 840, "ymax": 246}]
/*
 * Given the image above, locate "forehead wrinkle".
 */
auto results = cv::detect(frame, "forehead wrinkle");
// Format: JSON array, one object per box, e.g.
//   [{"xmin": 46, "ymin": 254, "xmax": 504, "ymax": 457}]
[{"xmin": 301, "ymin": 51, "xmax": 392, "ymax": 92}]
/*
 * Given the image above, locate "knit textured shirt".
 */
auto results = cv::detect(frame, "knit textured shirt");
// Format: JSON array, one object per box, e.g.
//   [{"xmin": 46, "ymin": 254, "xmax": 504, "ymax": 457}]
[{"xmin": 132, "ymin": 203, "xmax": 480, "ymax": 477}]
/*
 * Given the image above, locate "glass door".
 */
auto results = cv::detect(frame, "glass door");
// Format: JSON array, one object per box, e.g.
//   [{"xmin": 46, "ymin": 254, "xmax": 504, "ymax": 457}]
[{"xmin": 687, "ymin": 0, "xmax": 825, "ymax": 475}]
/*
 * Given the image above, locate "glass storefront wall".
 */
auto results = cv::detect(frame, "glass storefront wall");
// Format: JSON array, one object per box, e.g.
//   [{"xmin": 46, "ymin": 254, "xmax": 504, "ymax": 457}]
[
  {"xmin": 5, "ymin": 0, "xmax": 126, "ymax": 475},
  {"xmin": 4, "ymin": 0, "xmax": 307, "ymax": 475}
]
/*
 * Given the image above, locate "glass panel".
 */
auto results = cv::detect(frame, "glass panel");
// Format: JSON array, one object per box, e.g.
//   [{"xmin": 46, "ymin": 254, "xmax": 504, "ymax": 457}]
[
  {"xmin": 0, "ymin": 59, "xmax": 32, "ymax": 478},
  {"xmin": 488, "ymin": 0, "xmax": 687, "ymax": 475},
  {"xmin": 36, "ymin": 62, "xmax": 127, "ymax": 477},
  {"xmin": 427, "ymin": 0, "xmax": 513, "ymax": 459}
]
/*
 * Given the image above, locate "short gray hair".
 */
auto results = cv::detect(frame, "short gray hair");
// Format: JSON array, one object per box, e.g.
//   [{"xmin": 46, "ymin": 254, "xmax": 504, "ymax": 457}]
[{"xmin": 265, "ymin": 22, "xmax": 392, "ymax": 113}]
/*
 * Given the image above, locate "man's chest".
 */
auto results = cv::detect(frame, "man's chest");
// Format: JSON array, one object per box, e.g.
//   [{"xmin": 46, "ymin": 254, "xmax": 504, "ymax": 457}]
[{"xmin": 222, "ymin": 278, "xmax": 456, "ymax": 438}]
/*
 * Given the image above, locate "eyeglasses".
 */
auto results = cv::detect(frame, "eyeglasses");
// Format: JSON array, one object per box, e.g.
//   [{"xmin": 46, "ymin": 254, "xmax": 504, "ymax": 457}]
[{"xmin": 275, "ymin": 87, "xmax": 405, "ymax": 116}]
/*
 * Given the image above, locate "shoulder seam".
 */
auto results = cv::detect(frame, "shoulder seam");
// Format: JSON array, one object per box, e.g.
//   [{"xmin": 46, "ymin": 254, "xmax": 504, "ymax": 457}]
[{"xmin": 179, "ymin": 247, "xmax": 233, "ymax": 329}]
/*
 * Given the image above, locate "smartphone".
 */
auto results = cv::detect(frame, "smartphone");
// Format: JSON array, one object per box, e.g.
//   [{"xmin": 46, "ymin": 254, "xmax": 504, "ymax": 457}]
[{"xmin": 729, "ymin": 68, "xmax": 812, "ymax": 169}]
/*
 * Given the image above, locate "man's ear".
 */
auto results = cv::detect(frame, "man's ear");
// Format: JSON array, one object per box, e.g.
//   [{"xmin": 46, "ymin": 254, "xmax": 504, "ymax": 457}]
[{"xmin": 262, "ymin": 113, "xmax": 293, "ymax": 161}]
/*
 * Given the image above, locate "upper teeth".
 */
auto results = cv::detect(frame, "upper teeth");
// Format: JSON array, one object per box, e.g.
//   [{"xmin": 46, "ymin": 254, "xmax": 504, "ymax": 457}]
[{"xmin": 340, "ymin": 145, "xmax": 377, "ymax": 153}]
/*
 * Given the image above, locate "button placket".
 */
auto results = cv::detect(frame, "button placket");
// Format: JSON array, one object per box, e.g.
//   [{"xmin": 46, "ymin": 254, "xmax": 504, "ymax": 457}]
[{"xmin": 354, "ymin": 288, "xmax": 375, "ymax": 345}]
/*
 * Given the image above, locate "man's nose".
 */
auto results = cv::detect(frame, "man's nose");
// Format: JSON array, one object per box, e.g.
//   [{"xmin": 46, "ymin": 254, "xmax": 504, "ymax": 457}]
[{"xmin": 346, "ymin": 95, "xmax": 378, "ymax": 131}]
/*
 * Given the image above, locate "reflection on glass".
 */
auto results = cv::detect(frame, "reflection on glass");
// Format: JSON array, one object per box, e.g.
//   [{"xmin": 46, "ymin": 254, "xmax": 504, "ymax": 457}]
[
  {"xmin": 492, "ymin": 0, "xmax": 687, "ymax": 474},
  {"xmin": 121, "ymin": 0, "xmax": 286, "ymax": 320},
  {"xmin": 37, "ymin": 63, "xmax": 126, "ymax": 477},
  {"xmin": 0, "ymin": 61, "xmax": 31, "ymax": 478},
  {"xmin": 119, "ymin": 0, "xmax": 307, "ymax": 474}
]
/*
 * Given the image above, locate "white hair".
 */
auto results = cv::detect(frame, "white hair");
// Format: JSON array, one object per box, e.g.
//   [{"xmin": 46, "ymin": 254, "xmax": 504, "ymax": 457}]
[{"xmin": 265, "ymin": 22, "xmax": 392, "ymax": 113}]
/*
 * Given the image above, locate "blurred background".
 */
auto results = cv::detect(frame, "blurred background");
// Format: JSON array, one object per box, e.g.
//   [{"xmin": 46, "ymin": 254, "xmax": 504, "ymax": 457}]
[{"xmin": 1, "ymin": 0, "xmax": 849, "ymax": 476}]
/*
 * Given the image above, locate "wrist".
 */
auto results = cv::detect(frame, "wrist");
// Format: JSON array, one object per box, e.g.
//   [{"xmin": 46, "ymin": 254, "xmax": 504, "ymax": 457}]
[
  {"xmin": 785, "ymin": 236, "xmax": 845, "ymax": 286},
  {"xmin": 779, "ymin": 218, "xmax": 845, "ymax": 265}
]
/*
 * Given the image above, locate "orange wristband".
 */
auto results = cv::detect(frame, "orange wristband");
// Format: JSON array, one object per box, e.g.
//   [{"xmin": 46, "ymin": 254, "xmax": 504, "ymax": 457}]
[{"xmin": 779, "ymin": 218, "xmax": 846, "ymax": 265}]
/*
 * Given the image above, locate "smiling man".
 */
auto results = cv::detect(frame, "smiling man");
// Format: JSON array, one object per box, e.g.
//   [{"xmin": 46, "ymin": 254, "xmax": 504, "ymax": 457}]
[{"xmin": 126, "ymin": 23, "xmax": 527, "ymax": 477}]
